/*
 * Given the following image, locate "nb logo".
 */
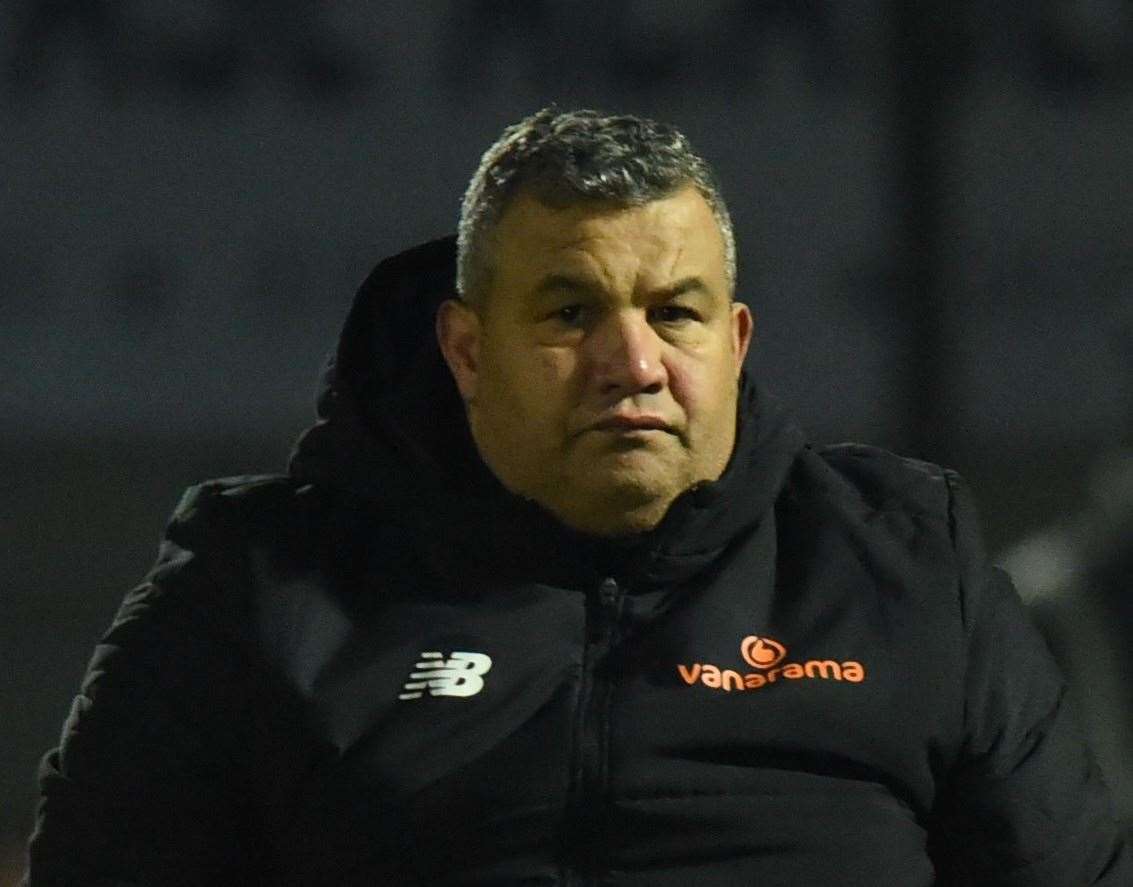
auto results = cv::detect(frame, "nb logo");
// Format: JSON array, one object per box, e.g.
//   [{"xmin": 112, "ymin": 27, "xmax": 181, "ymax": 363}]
[{"xmin": 398, "ymin": 651, "xmax": 492, "ymax": 700}]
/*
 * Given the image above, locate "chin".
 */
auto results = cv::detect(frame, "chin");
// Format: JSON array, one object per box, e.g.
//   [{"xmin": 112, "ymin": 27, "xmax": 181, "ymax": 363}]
[
  {"xmin": 559, "ymin": 510, "xmax": 663, "ymax": 539},
  {"xmin": 552, "ymin": 486, "xmax": 677, "ymax": 538}
]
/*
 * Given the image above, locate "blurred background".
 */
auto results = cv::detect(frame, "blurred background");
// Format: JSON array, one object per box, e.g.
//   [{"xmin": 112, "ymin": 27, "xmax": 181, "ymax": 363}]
[{"xmin": 3, "ymin": 1, "xmax": 1131, "ymax": 879}]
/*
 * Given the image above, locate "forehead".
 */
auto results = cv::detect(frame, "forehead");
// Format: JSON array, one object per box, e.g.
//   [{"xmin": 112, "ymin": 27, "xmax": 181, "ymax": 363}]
[{"xmin": 488, "ymin": 186, "xmax": 727, "ymax": 293}]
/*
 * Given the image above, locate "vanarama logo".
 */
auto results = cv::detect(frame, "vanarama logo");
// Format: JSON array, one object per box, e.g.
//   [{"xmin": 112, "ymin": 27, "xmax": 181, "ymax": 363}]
[
  {"xmin": 741, "ymin": 635, "xmax": 787, "ymax": 669},
  {"xmin": 678, "ymin": 635, "xmax": 866, "ymax": 692}
]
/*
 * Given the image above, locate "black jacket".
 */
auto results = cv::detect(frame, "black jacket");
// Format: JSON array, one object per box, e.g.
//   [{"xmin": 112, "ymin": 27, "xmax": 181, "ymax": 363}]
[{"xmin": 26, "ymin": 237, "xmax": 1130, "ymax": 885}]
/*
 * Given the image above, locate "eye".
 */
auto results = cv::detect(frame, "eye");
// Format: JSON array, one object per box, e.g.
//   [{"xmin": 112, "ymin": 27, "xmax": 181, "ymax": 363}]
[
  {"xmin": 550, "ymin": 304, "xmax": 585, "ymax": 325},
  {"xmin": 652, "ymin": 305, "xmax": 699, "ymax": 324}
]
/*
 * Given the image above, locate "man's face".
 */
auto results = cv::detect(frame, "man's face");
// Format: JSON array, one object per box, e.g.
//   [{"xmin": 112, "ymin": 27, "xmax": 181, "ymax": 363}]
[{"xmin": 437, "ymin": 185, "xmax": 753, "ymax": 537}]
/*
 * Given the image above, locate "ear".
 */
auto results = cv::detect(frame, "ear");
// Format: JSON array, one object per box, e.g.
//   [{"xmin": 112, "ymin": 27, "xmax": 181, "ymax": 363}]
[
  {"xmin": 436, "ymin": 298, "xmax": 482, "ymax": 402},
  {"xmin": 730, "ymin": 300, "xmax": 755, "ymax": 376}
]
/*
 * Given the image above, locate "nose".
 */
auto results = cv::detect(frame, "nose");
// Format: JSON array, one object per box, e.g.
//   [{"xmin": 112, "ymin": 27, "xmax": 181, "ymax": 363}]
[{"xmin": 585, "ymin": 309, "xmax": 668, "ymax": 397}]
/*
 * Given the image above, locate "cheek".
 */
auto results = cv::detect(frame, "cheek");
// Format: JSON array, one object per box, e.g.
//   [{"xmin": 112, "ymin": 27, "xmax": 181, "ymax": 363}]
[
  {"xmin": 533, "ymin": 347, "xmax": 573, "ymax": 384},
  {"xmin": 664, "ymin": 357, "xmax": 704, "ymax": 417},
  {"xmin": 488, "ymin": 345, "xmax": 576, "ymax": 427},
  {"xmin": 667, "ymin": 353, "xmax": 736, "ymax": 425},
  {"xmin": 529, "ymin": 351, "xmax": 579, "ymax": 434}
]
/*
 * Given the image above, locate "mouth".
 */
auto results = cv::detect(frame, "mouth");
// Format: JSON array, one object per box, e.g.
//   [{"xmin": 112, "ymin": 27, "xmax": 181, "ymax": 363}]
[{"xmin": 590, "ymin": 416, "xmax": 674, "ymax": 434}]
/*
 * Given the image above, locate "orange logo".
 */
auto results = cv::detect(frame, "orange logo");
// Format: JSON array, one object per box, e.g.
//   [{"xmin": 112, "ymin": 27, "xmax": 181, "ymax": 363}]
[
  {"xmin": 740, "ymin": 635, "xmax": 787, "ymax": 669},
  {"xmin": 677, "ymin": 634, "xmax": 867, "ymax": 693}
]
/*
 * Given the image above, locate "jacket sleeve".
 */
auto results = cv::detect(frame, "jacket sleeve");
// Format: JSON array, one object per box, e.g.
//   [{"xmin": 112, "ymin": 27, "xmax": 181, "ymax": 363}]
[
  {"xmin": 24, "ymin": 483, "xmax": 267, "ymax": 887},
  {"xmin": 928, "ymin": 472, "xmax": 1131, "ymax": 885}
]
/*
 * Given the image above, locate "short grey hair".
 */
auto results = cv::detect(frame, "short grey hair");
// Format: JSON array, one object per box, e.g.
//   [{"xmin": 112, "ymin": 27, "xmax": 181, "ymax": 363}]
[{"xmin": 456, "ymin": 107, "xmax": 736, "ymax": 311}]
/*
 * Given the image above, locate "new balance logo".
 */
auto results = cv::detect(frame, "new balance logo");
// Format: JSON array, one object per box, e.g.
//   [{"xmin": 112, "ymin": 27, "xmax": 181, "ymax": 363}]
[{"xmin": 398, "ymin": 651, "xmax": 493, "ymax": 700}]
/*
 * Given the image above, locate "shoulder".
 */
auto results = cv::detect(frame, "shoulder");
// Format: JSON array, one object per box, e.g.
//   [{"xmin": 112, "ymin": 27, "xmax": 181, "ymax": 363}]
[
  {"xmin": 167, "ymin": 473, "xmax": 296, "ymax": 529},
  {"xmin": 784, "ymin": 443, "xmax": 990, "ymax": 589},
  {"xmin": 798, "ymin": 442, "xmax": 965, "ymax": 525},
  {"xmin": 124, "ymin": 474, "xmax": 319, "ymax": 613},
  {"xmin": 163, "ymin": 473, "xmax": 353, "ymax": 550},
  {"xmin": 162, "ymin": 472, "xmax": 383, "ymax": 588},
  {"xmin": 803, "ymin": 445, "xmax": 1012, "ymax": 630}
]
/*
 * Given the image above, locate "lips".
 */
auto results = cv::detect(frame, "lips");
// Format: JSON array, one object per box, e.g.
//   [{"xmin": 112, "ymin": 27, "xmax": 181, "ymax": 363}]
[{"xmin": 590, "ymin": 415, "xmax": 673, "ymax": 433}]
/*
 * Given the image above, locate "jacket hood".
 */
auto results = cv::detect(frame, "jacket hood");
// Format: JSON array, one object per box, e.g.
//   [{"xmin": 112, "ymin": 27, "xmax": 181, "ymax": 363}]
[{"xmin": 288, "ymin": 235, "xmax": 808, "ymax": 590}]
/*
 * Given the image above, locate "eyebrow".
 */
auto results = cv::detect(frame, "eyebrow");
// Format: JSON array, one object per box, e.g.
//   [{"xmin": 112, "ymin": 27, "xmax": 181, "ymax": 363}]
[
  {"xmin": 652, "ymin": 277, "xmax": 712, "ymax": 300},
  {"xmin": 533, "ymin": 274, "xmax": 601, "ymax": 298},
  {"xmin": 532, "ymin": 274, "xmax": 713, "ymax": 301}
]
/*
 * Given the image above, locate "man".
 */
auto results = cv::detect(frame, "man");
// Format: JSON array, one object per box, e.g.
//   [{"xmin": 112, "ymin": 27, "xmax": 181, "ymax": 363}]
[{"xmin": 25, "ymin": 109, "xmax": 1130, "ymax": 884}]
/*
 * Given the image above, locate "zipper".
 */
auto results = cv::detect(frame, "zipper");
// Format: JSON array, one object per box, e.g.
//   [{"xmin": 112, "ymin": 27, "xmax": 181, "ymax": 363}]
[{"xmin": 563, "ymin": 576, "xmax": 624, "ymax": 884}]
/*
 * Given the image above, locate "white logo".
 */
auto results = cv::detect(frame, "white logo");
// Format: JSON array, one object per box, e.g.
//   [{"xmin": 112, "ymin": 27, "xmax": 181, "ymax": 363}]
[{"xmin": 398, "ymin": 651, "xmax": 493, "ymax": 700}]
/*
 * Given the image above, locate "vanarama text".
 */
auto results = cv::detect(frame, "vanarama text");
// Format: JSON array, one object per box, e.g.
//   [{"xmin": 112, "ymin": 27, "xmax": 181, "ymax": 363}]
[{"xmin": 678, "ymin": 659, "xmax": 866, "ymax": 691}]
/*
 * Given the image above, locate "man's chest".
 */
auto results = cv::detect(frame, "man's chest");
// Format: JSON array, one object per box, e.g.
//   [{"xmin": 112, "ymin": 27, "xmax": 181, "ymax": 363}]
[{"xmin": 248, "ymin": 519, "xmax": 962, "ymax": 885}]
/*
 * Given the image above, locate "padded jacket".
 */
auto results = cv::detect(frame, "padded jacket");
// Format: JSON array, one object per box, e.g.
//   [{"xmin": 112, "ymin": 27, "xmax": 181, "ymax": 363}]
[{"xmin": 26, "ymin": 237, "xmax": 1131, "ymax": 885}]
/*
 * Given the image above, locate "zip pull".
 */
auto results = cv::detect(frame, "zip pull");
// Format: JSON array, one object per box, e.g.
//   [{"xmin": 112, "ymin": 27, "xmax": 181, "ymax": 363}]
[
  {"xmin": 587, "ymin": 577, "xmax": 623, "ymax": 645},
  {"xmin": 599, "ymin": 576, "xmax": 619, "ymax": 605}
]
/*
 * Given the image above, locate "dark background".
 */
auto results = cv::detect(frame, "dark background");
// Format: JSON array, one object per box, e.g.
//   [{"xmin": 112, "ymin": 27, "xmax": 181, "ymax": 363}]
[{"xmin": 4, "ymin": 2, "xmax": 1132, "ymax": 879}]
